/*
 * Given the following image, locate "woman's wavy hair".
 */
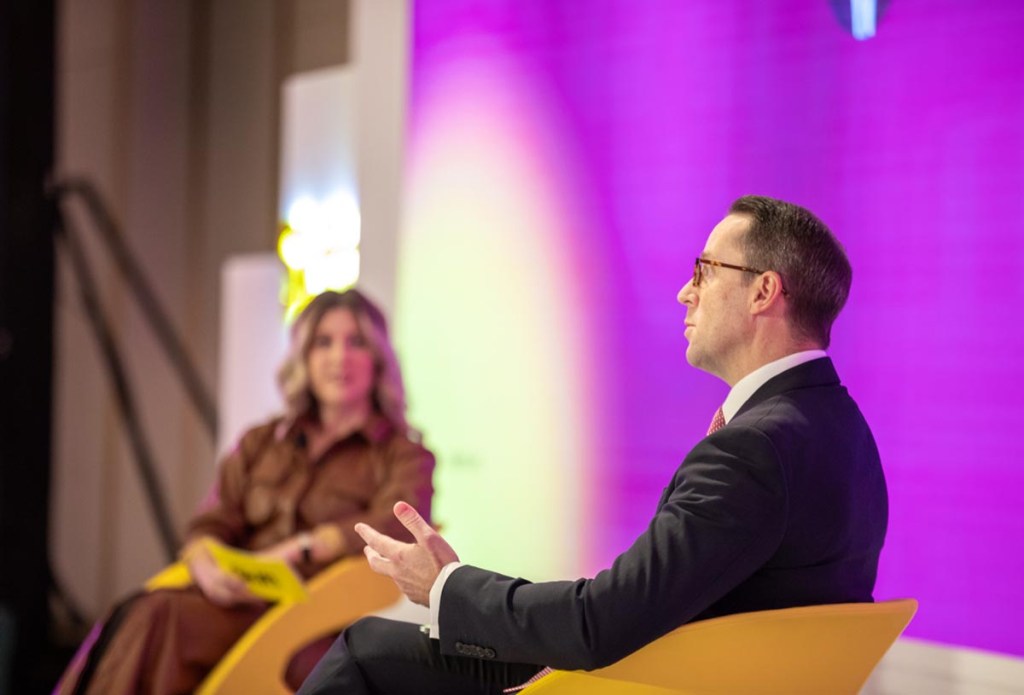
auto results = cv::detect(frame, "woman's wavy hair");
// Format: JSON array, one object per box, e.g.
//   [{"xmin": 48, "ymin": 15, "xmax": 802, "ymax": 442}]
[{"xmin": 276, "ymin": 289, "xmax": 409, "ymax": 433}]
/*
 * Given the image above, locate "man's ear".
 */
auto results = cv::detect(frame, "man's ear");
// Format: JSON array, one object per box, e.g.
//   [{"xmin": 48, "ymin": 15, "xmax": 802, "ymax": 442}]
[{"xmin": 750, "ymin": 272, "xmax": 785, "ymax": 315}]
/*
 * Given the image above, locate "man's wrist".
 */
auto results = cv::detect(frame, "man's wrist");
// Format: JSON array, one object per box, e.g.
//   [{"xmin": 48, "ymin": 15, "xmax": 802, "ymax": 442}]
[{"xmin": 428, "ymin": 561, "xmax": 464, "ymax": 639}]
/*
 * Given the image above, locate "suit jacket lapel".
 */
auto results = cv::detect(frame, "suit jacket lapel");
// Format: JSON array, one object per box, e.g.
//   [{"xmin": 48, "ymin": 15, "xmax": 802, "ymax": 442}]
[
  {"xmin": 734, "ymin": 356, "xmax": 840, "ymax": 419},
  {"xmin": 658, "ymin": 358, "xmax": 840, "ymax": 511}
]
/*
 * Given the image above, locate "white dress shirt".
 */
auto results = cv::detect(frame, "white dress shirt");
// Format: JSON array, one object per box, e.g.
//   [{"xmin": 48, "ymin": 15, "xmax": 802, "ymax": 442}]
[{"xmin": 721, "ymin": 349, "xmax": 826, "ymax": 423}]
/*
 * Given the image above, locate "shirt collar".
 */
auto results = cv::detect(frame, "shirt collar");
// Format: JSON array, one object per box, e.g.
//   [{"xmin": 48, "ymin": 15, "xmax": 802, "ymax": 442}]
[
  {"xmin": 721, "ymin": 349, "xmax": 827, "ymax": 423},
  {"xmin": 274, "ymin": 410, "xmax": 394, "ymax": 445}
]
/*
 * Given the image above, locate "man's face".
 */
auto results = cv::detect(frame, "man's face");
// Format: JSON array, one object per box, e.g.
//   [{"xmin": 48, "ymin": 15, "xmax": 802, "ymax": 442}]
[{"xmin": 677, "ymin": 213, "xmax": 755, "ymax": 384}]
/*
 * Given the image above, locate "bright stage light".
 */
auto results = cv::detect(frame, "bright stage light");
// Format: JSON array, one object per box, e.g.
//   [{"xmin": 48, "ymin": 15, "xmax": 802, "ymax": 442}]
[
  {"xmin": 851, "ymin": 0, "xmax": 877, "ymax": 40},
  {"xmin": 278, "ymin": 190, "xmax": 361, "ymax": 318}
]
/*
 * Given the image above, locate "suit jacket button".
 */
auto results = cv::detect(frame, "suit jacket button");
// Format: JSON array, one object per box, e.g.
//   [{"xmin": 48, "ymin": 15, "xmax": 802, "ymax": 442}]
[{"xmin": 482, "ymin": 648, "xmax": 496, "ymax": 659}]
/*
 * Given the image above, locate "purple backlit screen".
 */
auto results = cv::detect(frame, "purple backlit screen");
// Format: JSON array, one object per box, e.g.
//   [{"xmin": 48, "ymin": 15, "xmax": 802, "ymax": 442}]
[{"xmin": 412, "ymin": 1, "xmax": 1024, "ymax": 655}]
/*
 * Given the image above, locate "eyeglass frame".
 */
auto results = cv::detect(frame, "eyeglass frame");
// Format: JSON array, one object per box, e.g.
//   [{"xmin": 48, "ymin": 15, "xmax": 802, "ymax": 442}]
[{"xmin": 693, "ymin": 257, "xmax": 789, "ymax": 295}]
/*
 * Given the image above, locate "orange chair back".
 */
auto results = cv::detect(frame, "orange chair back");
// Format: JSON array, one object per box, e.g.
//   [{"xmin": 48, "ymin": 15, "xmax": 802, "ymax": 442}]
[{"xmin": 521, "ymin": 599, "xmax": 918, "ymax": 695}]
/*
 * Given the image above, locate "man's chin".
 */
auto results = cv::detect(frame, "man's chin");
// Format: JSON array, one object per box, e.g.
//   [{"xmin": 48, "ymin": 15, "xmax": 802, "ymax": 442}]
[
  {"xmin": 685, "ymin": 348, "xmax": 717, "ymax": 377},
  {"xmin": 684, "ymin": 346, "xmax": 700, "ymax": 368}
]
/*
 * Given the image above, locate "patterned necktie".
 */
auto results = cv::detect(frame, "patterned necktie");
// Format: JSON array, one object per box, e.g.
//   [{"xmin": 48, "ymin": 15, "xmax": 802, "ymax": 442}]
[{"xmin": 707, "ymin": 406, "xmax": 726, "ymax": 435}]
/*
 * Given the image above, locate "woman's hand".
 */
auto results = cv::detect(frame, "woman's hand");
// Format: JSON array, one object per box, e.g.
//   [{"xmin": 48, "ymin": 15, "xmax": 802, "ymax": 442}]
[
  {"xmin": 184, "ymin": 540, "xmax": 265, "ymax": 607},
  {"xmin": 258, "ymin": 526, "xmax": 345, "ymax": 568},
  {"xmin": 309, "ymin": 525, "xmax": 343, "ymax": 563}
]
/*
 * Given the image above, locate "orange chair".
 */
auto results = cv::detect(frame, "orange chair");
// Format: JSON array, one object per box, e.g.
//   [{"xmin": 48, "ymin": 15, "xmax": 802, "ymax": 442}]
[
  {"xmin": 146, "ymin": 556, "xmax": 400, "ymax": 694},
  {"xmin": 519, "ymin": 599, "xmax": 918, "ymax": 695}
]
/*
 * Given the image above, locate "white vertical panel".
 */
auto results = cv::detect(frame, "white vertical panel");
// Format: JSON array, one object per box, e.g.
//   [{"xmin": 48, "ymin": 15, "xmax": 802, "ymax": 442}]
[
  {"xmin": 280, "ymin": 65, "xmax": 357, "ymax": 217},
  {"xmin": 217, "ymin": 254, "xmax": 288, "ymax": 457}
]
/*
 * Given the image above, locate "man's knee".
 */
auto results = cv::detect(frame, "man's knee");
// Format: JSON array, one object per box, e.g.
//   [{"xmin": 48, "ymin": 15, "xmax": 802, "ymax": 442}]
[{"xmin": 345, "ymin": 617, "xmax": 421, "ymax": 664}]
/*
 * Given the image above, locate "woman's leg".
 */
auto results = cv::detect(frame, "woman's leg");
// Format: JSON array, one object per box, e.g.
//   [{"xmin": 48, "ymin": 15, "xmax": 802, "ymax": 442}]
[{"xmin": 84, "ymin": 588, "xmax": 264, "ymax": 695}]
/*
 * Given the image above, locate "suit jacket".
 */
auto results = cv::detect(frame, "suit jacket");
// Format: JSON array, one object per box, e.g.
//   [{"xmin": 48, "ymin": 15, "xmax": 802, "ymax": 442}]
[{"xmin": 438, "ymin": 357, "xmax": 887, "ymax": 670}]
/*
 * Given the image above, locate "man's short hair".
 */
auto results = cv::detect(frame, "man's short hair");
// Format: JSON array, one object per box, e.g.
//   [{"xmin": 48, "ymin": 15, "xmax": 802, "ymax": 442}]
[{"xmin": 729, "ymin": 195, "xmax": 852, "ymax": 348}]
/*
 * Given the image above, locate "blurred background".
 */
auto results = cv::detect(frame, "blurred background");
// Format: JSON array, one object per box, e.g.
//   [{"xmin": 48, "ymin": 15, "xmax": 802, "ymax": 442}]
[{"xmin": 1, "ymin": 1, "xmax": 1022, "ymax": 692}]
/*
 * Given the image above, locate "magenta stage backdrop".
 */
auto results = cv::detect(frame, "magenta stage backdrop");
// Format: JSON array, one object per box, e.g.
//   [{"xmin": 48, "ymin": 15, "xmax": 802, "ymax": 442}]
[{"xmin": 409, "ymin": 1, "xmax": 1024, "ymax": 656}]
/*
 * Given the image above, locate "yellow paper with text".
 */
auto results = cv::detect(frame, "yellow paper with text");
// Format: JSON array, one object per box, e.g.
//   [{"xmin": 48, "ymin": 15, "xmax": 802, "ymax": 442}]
[{"xmin": 203, "ymin": 538, "xmax": 309, "ymax": 603}]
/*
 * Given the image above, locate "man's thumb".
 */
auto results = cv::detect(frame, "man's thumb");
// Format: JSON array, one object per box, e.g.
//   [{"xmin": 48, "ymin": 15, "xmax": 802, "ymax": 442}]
[{"xmin": 394, "ymin": 501, "xmax": 430, "ymax": 540}]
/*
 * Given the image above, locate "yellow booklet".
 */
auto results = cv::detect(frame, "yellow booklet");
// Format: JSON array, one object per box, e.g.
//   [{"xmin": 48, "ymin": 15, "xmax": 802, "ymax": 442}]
[
  {"xmin": 202, "ymin": 538, "xmax": 309, "ymax": 603},
  {"xmin": 144, "ymin": 538, "xmax": 309, "ymax": 603}
]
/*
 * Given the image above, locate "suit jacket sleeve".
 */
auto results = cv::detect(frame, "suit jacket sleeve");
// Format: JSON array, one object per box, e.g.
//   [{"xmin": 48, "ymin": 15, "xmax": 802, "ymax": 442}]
[{"xmin": 438, "ymin": 425, "xmax": 788, "ymax": 670}]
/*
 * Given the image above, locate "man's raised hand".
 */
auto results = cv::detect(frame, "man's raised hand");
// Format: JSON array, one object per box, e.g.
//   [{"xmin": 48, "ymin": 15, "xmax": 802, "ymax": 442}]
[{"xmin": 355, "ymin": 501, "xmax": 459, "ymax": 606}]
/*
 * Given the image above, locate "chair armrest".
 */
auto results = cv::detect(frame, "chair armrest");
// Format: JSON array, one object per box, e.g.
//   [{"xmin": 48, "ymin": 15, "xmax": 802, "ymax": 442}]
[{"xmin": 196, "ymin": 556, "xmax": 401, "ymax": 695}]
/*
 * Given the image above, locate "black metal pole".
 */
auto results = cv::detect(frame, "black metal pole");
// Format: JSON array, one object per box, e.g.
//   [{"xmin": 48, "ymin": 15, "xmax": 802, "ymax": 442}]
[
  {"xmin": 52, "ymin": 178, "xmax": 219, "ymax": 441},
  {"xmin": 53, "ymin": 213, "xmax": 181, "ymax": 562},
  {"xmin": 0, "ymin": 0, "xmax": 57, "ymax": 691}
]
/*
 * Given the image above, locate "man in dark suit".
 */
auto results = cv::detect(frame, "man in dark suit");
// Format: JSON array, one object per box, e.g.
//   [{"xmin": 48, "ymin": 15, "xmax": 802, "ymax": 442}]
[{"xmin": 298, "ymin": 195, "xmax": 888, "ymax": 695}]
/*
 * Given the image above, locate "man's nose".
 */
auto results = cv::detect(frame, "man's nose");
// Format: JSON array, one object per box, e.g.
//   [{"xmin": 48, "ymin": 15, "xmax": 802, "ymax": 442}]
[{"xmin": 678, "ymin": 279, "xmax": 696, "ymax": 305}]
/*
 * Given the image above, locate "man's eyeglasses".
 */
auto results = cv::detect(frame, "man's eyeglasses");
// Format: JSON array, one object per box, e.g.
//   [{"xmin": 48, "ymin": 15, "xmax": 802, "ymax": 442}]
[{"xmin": 693, "ymin": 257, "xmax": 789, "ymax": 295}]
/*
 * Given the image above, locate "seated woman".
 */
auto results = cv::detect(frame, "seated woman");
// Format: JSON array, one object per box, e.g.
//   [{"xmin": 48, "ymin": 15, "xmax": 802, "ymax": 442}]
[{"xmin": 57, "ymin": 289, "xmax": 435, "ymax": 694}]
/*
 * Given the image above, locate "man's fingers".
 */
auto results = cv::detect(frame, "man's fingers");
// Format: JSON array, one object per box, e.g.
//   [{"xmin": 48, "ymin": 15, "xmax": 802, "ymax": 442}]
[
  {"xmin": 362, "ymin": 544, "xmax": 388, "ymax": 566},
  {"xmin": 393, "ymin": 501, "xmax": 433, "ymax": 543},
  {"xmin": 394, "ymin": 501, "xmax": 459, "ymax": 565},
  {"xmin": 355, "ymin": 522, "xmax": 405, "ymax": 559},
  {"xmin": 363, "ymin": 544, "xmax": 394, "ymax": 577},
  {"xmin": 353, "ymin": 522, "xmax": 376, "ymax": 545}
]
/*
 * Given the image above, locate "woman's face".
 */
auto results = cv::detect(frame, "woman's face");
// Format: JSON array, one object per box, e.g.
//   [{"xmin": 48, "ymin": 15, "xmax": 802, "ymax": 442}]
[{"xmin": 306, "ymin": 307, "xmax": 376, "ymax": 412}]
